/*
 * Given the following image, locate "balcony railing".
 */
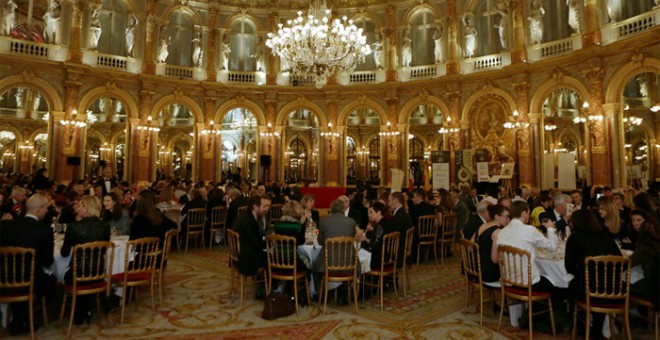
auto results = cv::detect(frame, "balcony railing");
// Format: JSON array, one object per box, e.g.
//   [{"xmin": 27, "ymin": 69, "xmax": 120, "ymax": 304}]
[
  {"xmin": 156, "ymin": 64, "xmax": 205, "ymax": 81},
  {"xmin": 602, "ymin": 8, "xmax": 659, "ymax": 45},
  {"xmin": 527, "ymin": 35, "xmax": 582, "ymax": 62},
  {"xmin": 227, "ymin": 71, "xmax": 256, "ymax": 84},
  {"xmin": 82, "ymin": 51, "xmax": 143, "ymax": 74},
  {"xmin": 398, "ymin": 64, "xmax": 446, "ymax": 81},
  {"xmin": 461, "ymin": 52, "xmax": 511, "ymax": 74},
  {"xmin": 0, "ymin": 36, "xmax": 67, "ymax": 61}
]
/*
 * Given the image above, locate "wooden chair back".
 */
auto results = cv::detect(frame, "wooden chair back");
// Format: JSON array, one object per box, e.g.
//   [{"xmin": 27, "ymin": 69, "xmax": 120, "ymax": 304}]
[
  {"xmin": 269, "ymin": 204, "xmax": 284, "ymax": 225},
  {"xmin": 211, "ymin": 206, "xmax": 226, "ymax": 228},
  {"xmin": 441, "ymin": 212, "xmax": 458, "ymax": 240},
  {"xmin": 227, "ymin": 229, "xmax": 240, "ymax": 265},
  {"xmin": 324, "ymin": 236, "xmax": 357, "ymax": 275},
  {"xmin": 380, "ymin": 232, "xmax": 400, "ymax": 270},
  {"xmin": 497, "ymin": 245, "xmax": 532, "ymax": 291},
  {"xmin": 404, "ymin": 227, "xmax": 414, "ymax": 259},
  {"xmin": 459, "ymin": 239, "xmax": 482, "ymax": 283},
  {"xmin": 161, "ymin": 230, "xmax": 177, "ymax": 265},
  {"xmin": 237, "ymin": 206, "xmax": 248, "ymax": 217},
  {"xmin": 266, "ymin": 234, "xmax": 298, "ymax": 273},
  {"xmin": 123, "ymin": 237, "xmax": 160, "ymax": 279},
  {"xmin": 584, "ymin": 255, "xmax": 631, "ymax": 303},
  {"xmin": 187, "ymin": 208, "xmax": 206, "ymax": 232},
  {"xmin": 418, "ymin": 215, "xmax": 438, "ymax": 242},
  {"xmin": 0, "ymin": 247, "xmax": 35, "ymax": 301},
  {"xmin": 71, "ymin": 241, "xmax": 115, "ymax": 290}
]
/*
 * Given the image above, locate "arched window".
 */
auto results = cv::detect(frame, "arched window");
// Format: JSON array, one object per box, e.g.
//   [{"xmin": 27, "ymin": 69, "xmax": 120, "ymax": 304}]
[
  {"xmin": 410, "ymin": 10, "xmax": 436, "ymax": 66},
  {"xmin": 221, "ymin": 108, "xmax": 257, "ymax": 178},
  {"xmin": 164, "ymin": 10, "xmax": 196, "ymax": 66},
  {"xmin": 97, "ymin": 0, "xmax": 131, "ymax": 55},
  {"xmin": 33, "ymin": 133, "xmax": 48, "ymax": 170},
  {"xmin": 0, "ymin": 131, "xmax": 17, "ymax": 172},
  {"xmin": 368, "ymin": 137, "xmax": 380, "ymax": 184},
  {"xmin": 409, "ymin": 104, "xmax": 443, "ymax": 125},
  {"xmin": 353, "ymin": 17, "xmax": 378, "ymax": 71},
  {"xmin": 158, "ymin": 103, "xmax": 194, "ymax": 127},
  {"xmin": 409, "ymin": 137, "xmax": 424, "ymax": 185},
  {"xmin": 87, "ymin": 97, "xmax": 127, "ymax": 123},
  {"xmin": 229, "ymin": 19, "xmax": 257, "ymax": 71},
  {"xmin": 0, "ymin": 87, "xmax": 49, "ymax": 120},
  {"xmin": 346, "ymin": 137, "xmax": 357, "ymax": 183},
  {"xmin": 288, "ymin": 138, "xmax": 307, "ymax": 181}
]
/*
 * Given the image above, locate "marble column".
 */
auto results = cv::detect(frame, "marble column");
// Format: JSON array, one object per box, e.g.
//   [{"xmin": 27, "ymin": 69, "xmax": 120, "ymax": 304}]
[
  {"xmin": 323, "ymin": 100, "xmax": 340, "ymax": 186},
  {"xmin": 528, "ymin": 113, "xmax": 543, "ymax": 187},
  {"xmin": 582, "ymin": 67, "xmax": 610, "ymax": 186},
  {"xmin": 197, "ymin": 98, "xmax": 217, "ymax": 182},
  {"xmin": 514, "ymin": 81, "xmax": 533, "ymax": 187},
  {"xmin": 511, "ymin": 0, "xmax": 527, "ymax": 63},
  {"xmin": 128, "ymin": 90, "xmax": 157, "ymax": 185},
  {"xmin": 68, "ymin": 0, "xmax": 84, "ymax": 62},
  {"xmin": 602, "ymin": 102, "xmax": 623, "ymax": 187}
]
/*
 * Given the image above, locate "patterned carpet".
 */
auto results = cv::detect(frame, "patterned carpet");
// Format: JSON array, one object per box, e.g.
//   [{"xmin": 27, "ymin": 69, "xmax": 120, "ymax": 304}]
[{"xmin": 2, "ymin": 247, "xmax": 655, "ymax": 339}]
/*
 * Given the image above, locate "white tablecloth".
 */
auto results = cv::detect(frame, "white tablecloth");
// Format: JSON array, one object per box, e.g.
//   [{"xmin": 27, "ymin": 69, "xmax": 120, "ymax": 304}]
[
  {"xmin": 297, "ymin": 245, "xmax": 371, "ymax": 296},
  {"xmin": 535, "ymin": 257, "xmax": 574, "ymax": 289},
  {"xmin": 52, "ymin": 234, "xmax": 129, "ymax": 283}
]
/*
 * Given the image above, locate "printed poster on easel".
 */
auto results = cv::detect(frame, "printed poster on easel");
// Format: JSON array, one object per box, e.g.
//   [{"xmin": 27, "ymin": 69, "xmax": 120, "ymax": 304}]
[
  {"xmin": 475, "ymin": 149, "xmax": 490, "ymax": 182},
  {"xmin": 500, "ymin": 162, "xmax": 515, "ymax": 179},
  {"xmin": 431, "ymin": 150, "xmax": 450, "ymax": 190},
  {"xmin": 455, "ymin": 149, "xmax": 473, "ymax": 187}
]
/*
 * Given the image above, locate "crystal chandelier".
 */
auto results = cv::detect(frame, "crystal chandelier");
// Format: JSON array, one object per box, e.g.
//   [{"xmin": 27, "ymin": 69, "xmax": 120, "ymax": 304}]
[{"xmin": 266, "ymin": 0, "xmax": 371, "ymax": 88}]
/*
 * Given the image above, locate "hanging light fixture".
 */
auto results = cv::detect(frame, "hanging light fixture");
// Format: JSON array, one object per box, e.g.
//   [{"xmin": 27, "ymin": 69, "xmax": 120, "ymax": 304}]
[{"xmin": 266, "ymin": 0, "xmax": 371, "ymax": 88}]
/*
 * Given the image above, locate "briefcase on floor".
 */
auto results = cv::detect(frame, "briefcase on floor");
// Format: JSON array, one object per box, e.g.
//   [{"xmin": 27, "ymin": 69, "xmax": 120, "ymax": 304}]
[{"xmin": 261, "ymin": 292, "xmax": 295, "ymax": 320}]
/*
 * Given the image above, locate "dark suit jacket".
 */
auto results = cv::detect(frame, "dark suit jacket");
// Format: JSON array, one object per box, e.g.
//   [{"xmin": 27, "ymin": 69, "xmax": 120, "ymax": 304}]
[
  {"xmin": 181, "ymin": 198, "xmax": 207, "ymax": 232},
  {"xmin": 462, "ymin": 213, "xmax": 486, "ymax": 241},
  {"xmin": 234, "ymin": 211, "xmax": 266, "ymax": 276},
  {"xmin": 227, "ymin": 196, "xmax": 249, "ymax": 231},
  {"xmin": 0, "ymin": 215, "xmax": 55, "ymax": 273},
  {"xmin": 60, "ymin": 217, "xmax": 111, "ymax": 283},
  {"xmin": 460, "ymin": 194, "xmax": 477, "ymax": 213},
  {"xmin": 1, "ymin": 200, "xmax": 26, "ymax": 219},
  {"xmin": 346, "ymin": 207, "xmax": 362, "ymax": 228},
  {"xmin": 454, "ymin": 200, "xmax": 470, "ymax": 235},
  {"xmin": 409, "ymin": 201, "xmax": 435, "ymax": 228},
  {"xmin": 96, "ymin": 177, "xmax": 117, "ymax": 196},
  {"xmin": 314, "ymin": 213, "xmax": 357, "ymax": 273},
  {"xmin": 178, "ymin": 193, "xmax": 192, "ymax": 206},
  {"xmin": 389, "ymin": 207, "xmax": 413, "ymax": 268},
  {"xmin": 545, "ymin": 207, "xmax": 569, "ymax": 237}
]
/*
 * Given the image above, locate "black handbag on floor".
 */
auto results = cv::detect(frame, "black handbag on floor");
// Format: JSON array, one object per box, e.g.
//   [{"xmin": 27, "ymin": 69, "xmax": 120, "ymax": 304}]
[{"xmin": 261, "ymin": 292, "xmax": 295, "ymax": 320}]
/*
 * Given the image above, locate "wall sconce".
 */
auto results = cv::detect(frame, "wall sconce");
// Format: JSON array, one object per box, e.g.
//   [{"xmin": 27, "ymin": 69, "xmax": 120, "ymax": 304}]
[
  {"xmin": 259, "ymin": 122, "xmax": 280, "ymax": 138},
  {"xmin": 503, "ymin": 110, "xmax": 529, "ymax": 129},
  {"xmin": 651, "ymin": 103, "xmax": 659, "ymax": 112},
  {"xmin": 60, "ymin": 109, "xmax": 87, "ymax": 127},
  {"xmin": 200, "ymin": 120, "xmax": 222, "ymax": 135},
  {"xmin": 137, "ymin": 116, "xmax": 161, "ymax": 132},
  {"xmin": 378, "ymin": 121, "xmax": 400, "ymax": 137},
  {"xmin": 544, "ymin": 123, "xmax": 557, "ymax": 131},
  {"xmin": 99, "ymin": 142, "xmax": 112, "ymax": 152},
  {"xmin": 320, "ymin": 122, "xmax": 340, "ymax": 138},
  {"xmin": 18, "ymin": 142, "xmax": 34, "ymax": 151}
]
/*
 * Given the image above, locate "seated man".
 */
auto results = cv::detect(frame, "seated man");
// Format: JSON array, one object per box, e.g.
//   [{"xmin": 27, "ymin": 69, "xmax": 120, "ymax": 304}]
[{"xmin": 234, "ymin": 195, "xmax": 271, "ymax": 298}]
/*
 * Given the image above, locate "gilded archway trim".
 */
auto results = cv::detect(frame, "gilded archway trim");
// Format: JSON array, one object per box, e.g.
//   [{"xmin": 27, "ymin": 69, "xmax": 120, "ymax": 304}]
[
  {"xmin": 28, "ymin": 127, "xmax": 48, "ymax": 142},
  {"xmin": 78, "ymin": 86, "xmax": 139, "ymax": 120},
  {"xmin": 167, "ymin": 132, "xmax": 194, "ymax": 151},
  {"xmin": 604, "ymin": 56, "xmax": 660, "ymax": 103},
  {"xmin": 275, "ymin": 100, "xmax": 327, "ymax": 127},
  {"xmin": 223, "ymin": 13, "xmax": 260, "ymax": 31},
  {"xmin": 214, "ymin": 99, "xmax": 266, "ymax": 126},
  {"xmin": 111, "ymin": 130, "xmax": 127, "ymax": 146},
  {"xmin": 351, "ymin": 12, "xmax": 385, "ymax": 30},
  {"xmin": 399, "ymin": 95, "xmax": 450, "ymax": 125},
  {"xmin": 461, "ymin": 88, "xmax": 516, "ymax": 122},
  {"xmin": 0, "ymin": 74, "xmax": 63, "ymax": 112},
  {"xmin": 150, "ymin": 94, "xmax": 203, "ymax": 123},
  {"xmin": 86, "ymin": 128, "xmax": 108, "ymax": 145},
  {"xmin": 529, "ymin": 76, "xmax": 590, "ymax": 115},
  {"xmin": 337, "ymin": 98, "xmax": 387, "ymax": 125}
]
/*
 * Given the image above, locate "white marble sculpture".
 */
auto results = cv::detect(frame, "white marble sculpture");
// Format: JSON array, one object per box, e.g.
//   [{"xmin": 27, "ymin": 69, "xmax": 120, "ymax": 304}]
[
  {"xmin": 606, "ymin": 0, "xmax": 622, "ymax": 23},
  {"xmin": 463, "ymin": 13, "xmax": 478, "ymax": 58},
  {"xmin": 372, "ymin": 33, "xmax": 384, "ymax": 69},
  {"xmin": 638, "ymin": 77, "xmax": 649, "ymax": 98},
  {"xmin": 494, "ymin": 7, "xmax": 510, "ymax": 49},
  {"xmin": 219, "ymin": 34, "xmax": 231, "ymax": 70},
  {"xmin": 88, "ymin": 4, "xmax": 102, "ymax": 50},
  {"xmin": 252, "ymin": 36, "xmax": 265, "ymax": 72},
  {"xmin": 528, "ymin": 0, "xmax": 545, "ymax": 45},
  {"xmin": 191, "ymin": 26, "xmax": 203, "ymax": 67},
  {"xmin": 157, "ymin": 25, "xmax": 170, "ymax": 63},
  {"xmin": 2, "ymin": 0, "xmax": 17, "ymax": 36},
  {"xmin": 433, "ymin": 24, "xmax": 444, "ymax": 63},
  {"xmin": 400, "ymin": 29, "xmax": 412, "ymax": 67},
  {"xmin": 566, "ymin": 0, "xmax": 581, "ymax": 34},
  {"xmin": 43, "ymin": 1, "xmax": 61, "ymax": 44},
  {"xmin": 125, "ymin": 13, "xmax": 138, "ymax": 57}
]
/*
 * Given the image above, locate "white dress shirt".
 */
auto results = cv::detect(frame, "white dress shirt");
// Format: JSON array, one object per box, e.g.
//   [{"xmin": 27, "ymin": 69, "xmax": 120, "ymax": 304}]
[{"xmin": 496, "ymin": 218, "xmax": 558, "ymax": 285}]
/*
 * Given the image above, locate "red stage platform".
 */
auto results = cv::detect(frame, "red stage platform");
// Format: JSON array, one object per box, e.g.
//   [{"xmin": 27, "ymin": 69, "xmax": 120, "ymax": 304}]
[{"xmin": 298, "ymin": 187, "xmax": 346, "ymax": 209}]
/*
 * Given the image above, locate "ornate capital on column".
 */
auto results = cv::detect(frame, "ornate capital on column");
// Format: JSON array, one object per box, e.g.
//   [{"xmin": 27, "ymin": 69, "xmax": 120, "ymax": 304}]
[
  {"xmin": 265, "ymin": 100, "xmax": 277, "ymax": 124},
  {"xmin": 581, "ymin": 66, "xmax": 605, "ymax": 85},
  {"xmin": 385, "ymin": 98, "xmax": 399, "ymax": 123},
  {"xmin": 139, "ymin": 90, "xmax": 154, "ymax": 120},
  {"xmin": 64, "ymin": 82, "xmax": 81, "ymax": 112},
  {"xmin": 203, "ymin": 97, "xmax": 216, "ymax": 122}
]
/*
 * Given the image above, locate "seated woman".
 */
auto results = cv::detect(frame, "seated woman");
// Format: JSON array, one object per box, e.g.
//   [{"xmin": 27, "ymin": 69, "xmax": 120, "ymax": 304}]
[
  {"xmin": 530, "ymin": 194, "xmax": 552, "ymax": 228},
  {"xmin": 622, "ymin": 209, "xmax": 653, "ymax": 250},
  {"xmin": 564, "ymin": 210, "xmax": 621, "ymax": 339},
  {"xmin": 630, "ymin": 222, "xmax": 660, "ymax": 300},
  {"xmin": 273, "ymin": 200, "xmax": 308, "ymax": 270},
  {"xmin": 597, "ymin": 197, "xmax": 629, "ymax": 241},
  {"xmin": 300, "ymin": 193, "xmax": 320, "ymax": 227},
  {"xmin": 475, "ymin": 204, "xmax": 509, "ymax": 284},
  {"xmin": 156, "ymin": 186, "xmax": 181, "ymax": 211},
  {"xmin": 357, "ymin": 201, "xmax": 391, "ymax": 271},
  {"xmin": 60, "ymin": 195, "xmax": 111, "ymax": 325},
  {"xmin": 102, "ymin": 192, "xmax": 130, "ymax": 236},
  {"xmin": 131, "ymin": 191, "xmax": 177, "ymax": 262}
]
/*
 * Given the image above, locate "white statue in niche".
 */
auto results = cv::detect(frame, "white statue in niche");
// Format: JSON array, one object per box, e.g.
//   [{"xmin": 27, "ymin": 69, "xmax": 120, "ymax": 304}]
[
  {"xmin": 637, "ymin": 77, "xmax": 649, "ymax": 98},
  {"xmin": 494, "ymin": 5, "xmax": 510, "ymax": 49},
  {"xmin": 15, "ymin": 87, "xmax": 23, "ymax": 109},
  {"xmin": 88, "ymin": 4, "xmax": 102, "ymax": 50},
  {"xmin": 32, "ymin": 94, "xmax": 41, "ymax": 113},
  {"xmin": 191, "ymin": 25, "xmax": 203, "ymax": 67},
  {"xmin": 157, "ymin": 25, "xmax": 170, "ymax": 63},
  {"xmin": 433, "ymin": 23, "xmax": 444, "ymax": 63},
  {"xmin": 43, "ymin": 0, "xmax": 61, "ymax": 44},
  {"xmin": 400, "ymin": 28, "xmax": 412, "ymax": 67},
  {"xmin": 606, "ymin": 0, "xmax": 622, "ymax": 23},
  {"xmin": 2, "ymin": 0, "xmax": 17, "ymax": 36},
  {"xmin": 125, "ymin": 13, "xmax": 138, "ymax": 57},
  {"xmin": 462, "ymin": 12, "xmax": 477, "ymax": 58},
  {"xmin": 219, "ymin": 33, "xmax": 231, "ymax": 70},
  {"xmin": 252, "ymin": 36, "xmax": 265, "ymax": 72},
  {"xmin": 528, "ymin": 0, "xmax": 545, "ymax": 45},
  {"xmin": 566, "ymin": 0, "xmax": 581, "ymax": 34},
  {"xmin": 372, "ymin": 33, "xmax": 384, "ymax": 69}
]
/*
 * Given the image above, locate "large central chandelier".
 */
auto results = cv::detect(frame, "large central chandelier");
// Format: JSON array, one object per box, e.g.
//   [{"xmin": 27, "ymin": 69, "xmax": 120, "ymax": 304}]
[{"xmin": 266, "ymin": 0, "xmax": 371, "ymax": 88}]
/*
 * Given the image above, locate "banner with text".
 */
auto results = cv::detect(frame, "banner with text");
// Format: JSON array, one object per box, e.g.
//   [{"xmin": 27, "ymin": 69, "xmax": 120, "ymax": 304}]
[
  {"xmin": 455, "ymin": 149, "xmax": 473, "ymax": 188},
  {"xmin": 431, "ymin": 150, "xmax": 450, "ymax": 190}
]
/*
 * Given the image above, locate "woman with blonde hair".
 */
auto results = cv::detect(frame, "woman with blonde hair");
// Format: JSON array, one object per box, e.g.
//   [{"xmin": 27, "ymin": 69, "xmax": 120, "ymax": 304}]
[
  {"xmin": 156, "ymin": 186, "xmax": 181, "ymax": 211},
  {"xmin": 598, "ymin": 197, "xmax": 628, "ymax": 241},
  {"xmin": 300, "ymin": 193, "xmax": 319, "ymax": 226}
]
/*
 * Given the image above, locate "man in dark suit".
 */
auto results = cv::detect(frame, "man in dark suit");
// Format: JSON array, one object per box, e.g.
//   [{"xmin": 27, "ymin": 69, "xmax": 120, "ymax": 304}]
[
  {"xmin": 339, "ymin": 195, "xmax": 362, "ymax": 228},
  {"xmin": 0, "ymin": 194, "xmax": 55, "ymax": 335},
  {"xmin": 450, "ymin": 189, "xmax": 470, "ymax": 244},
  {"xmin": 234, "ymin": 195, "xmax": 270, "ymax": 298},
  {"xmin": 408, "ymin": 189, "xmax": 435, "ymax": 260},
  {"xmin": 462, "ymin": 200, "xmax": 492, "ymax": 241},
  {"xmin": 96, "ymin": 166, "xmax": 116, "ymax": 196},
  {"xmin": 226, "ymin": 188, "xmax": 248, "ymax": 231},
  {"xmin": 1, "ymin": 186, "xmax": 28, "ymax": 219},
  {"xmin": 460, "ymin": 186, "xmax": 479, "ymax": 213},
  {"xmin": 388, "ymin": 192, "xmax": 413, "ymax": 268},
  {"xmin": 546, "ymin": 194, "xmax": 569, "ymax": 237}
]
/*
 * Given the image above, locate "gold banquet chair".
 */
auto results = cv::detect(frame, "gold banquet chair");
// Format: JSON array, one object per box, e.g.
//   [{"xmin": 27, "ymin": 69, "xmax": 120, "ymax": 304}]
[
  {"xmin": 319, "ymin": 236, "xmax": 359, "ymax": 314},
  {"xmin": 184, "ymin": 208, "xmax": 206, "ymax": 254},
  {"xmin": 227, "ymin": 229, "xmax": 265, "ymax": 307},
  {"xmin": 439, "ymin": 212, "xmax": 457, "ymax": 264},
  {"xmin": 266, "ymin": 234, "xmax": 310, "ymax": 314},
  {"xmin": 402, "ymin": 227, "xmax": 414, "ymax": 297},
  {"xmin": 364, "ymin": 232, "xmax": 400, "ymax": 311},
  {"xmin": 459, "ymin": 239, "xmax": 498, "ymax": 326},
  {"xmin": 209, "ymin": 206, "xmax": 227, "ymax": 249},
  {"xmin": 417, "ymin": 215, "xmax": 439, "ymax": 265}
]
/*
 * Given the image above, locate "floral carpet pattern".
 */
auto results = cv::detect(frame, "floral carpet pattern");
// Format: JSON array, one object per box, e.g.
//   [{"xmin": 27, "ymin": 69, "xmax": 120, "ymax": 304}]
[{"xmin": 2, "ymin": 247, "xmax": 654, "ymax": 339}]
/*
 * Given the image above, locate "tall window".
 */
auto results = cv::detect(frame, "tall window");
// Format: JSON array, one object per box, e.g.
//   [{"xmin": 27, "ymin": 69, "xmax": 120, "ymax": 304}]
[
  {"xmin": 410, "ymin": 10, "xmax": 436, "ymax": 66},
  {"xmin": 229, "ymin": 19, "xmax": 257, "ymax": 71},
  {"xmin": 353, "ymin": 17, "xmax": 377, "ymax": 71},
  {"xmin": 98, "ymin": 0, "xmax": 131, "ymax": 55},
  {"xmin": 346, "ymin": 137, "xmax": 357, "ymax": 182},
  {"xmin": 475, "ymin": 0, "xmax": 502, "ymax": 55},
  {"xmin": 289, "ymin": 138, "xmax": 307, "ymax": 181},
  {"xmin": 165, "ymin": 11, "xmax": 195, "ymax": 66},
  {"xmin": 368, "ymin": 138, "xmax": 380, "ymax": 184}
]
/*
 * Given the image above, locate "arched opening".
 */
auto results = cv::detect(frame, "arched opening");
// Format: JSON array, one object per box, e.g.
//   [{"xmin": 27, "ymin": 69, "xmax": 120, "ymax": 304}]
[
  {"xmin": 346, "ymin": 107, "xmax": 380, "ymax": 184},
  {"xmin": 285, "ymin": 108, "xmax": 320, "ymax": 183},
  {"xmin": 0, "ymin": 131, "xmax": 17, "ymax": 172},
  {"xmin": 221, "ymin": 107, "xmax": 257, "ymax": 181}
]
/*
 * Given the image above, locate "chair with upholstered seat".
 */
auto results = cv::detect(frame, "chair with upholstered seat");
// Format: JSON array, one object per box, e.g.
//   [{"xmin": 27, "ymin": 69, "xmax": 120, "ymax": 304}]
[
  {"xmin": 439, "ymin": 212, "xmax": 457, "ymax": 264},
  {"xmin": 364, "ymin": 232, "xmax": 400, "ymax": 311},
  {"xmin": 497, "ymin": 245, "xmax": 556, "ymax": 340},
  {"xmin": 0, "ymin": 247, "xmax": 49, "ymax": 340},
  {"xmin": 227, "ymin": 229, "xmax": 265, "ymax": 307},
  {"xmin": 154, "ymin": 229, "xmax": 178, "ymax": 306},
  {"xmin": 266, "ymin": 234, "xmax": 310, "ymax": 314},
  {"xmin": 110, "ymin": 237, "xmax": 160, "ymax": 324},
  {"xmin": 402, "ymin": 227, "xmax": 414, "ymax": 297},
  {"xmin": 58, "ymin": 242, "xmax": 114, "ymax": 338},
  {"xmin": 209, "ymin": 206, "xmax": 227, "ymax": 249},
  {"xmin": 572, "ymin": 255, "xmax": 632, "ymax": 340},
  {"xmin": 459, "ymin": 239, "xmax": 498, "ymax": 326},
  {"xmin": 184, "ymin": 208, "xmax": 206, "ymax": 254},
  {"xmin": 416, "ymin": 215, "xmax": 439, "ymax": 265},
  {"xmin": 319, "ymin": 236, "xmax": 359, "ymax": 314}
]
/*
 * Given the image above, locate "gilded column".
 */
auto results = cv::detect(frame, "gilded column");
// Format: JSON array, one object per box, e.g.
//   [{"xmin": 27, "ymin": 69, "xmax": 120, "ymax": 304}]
[
  {"xmin": 129, "ymin": 90, "xmax": 157, "ymax": 185},
  {"xmin": 582, "ymin": 67, "xmax": 610, "ymax": 186},
  {"xmin": 385, "ymin": 5, "xmax": 397, "ymax": 81},
  {"xmin": 514, "ymin": 81, "xmax": 533, "ymax": 187},
  {"xmin": 264, "ymin": 100, "xmax": 278, "ymax": 182},
  {"xmin": 143, "ymin": 0, "xmax": 158, "ymax": 74},
  {"xmin": 323, "ymin": 100, "xmax": 340, "ymax": 186},
  {"xmin": 68, "ymin": 0, "xmax": 84, "ymax": 62},
  {"xmin": 447, "ymin": 91, "xmax": 462, "ymax": 184},
  {"xmin": 511, "ymin": 0, "xmax": 527, "ymax": 63},
  {"xmin": 445, "ymin": 0, "xmax": 459, "ymax": 74},
  {"xmin": 382, "ymin": 98, "xmax": 400, "ymax": 187},
  {"xmin": 267, "ymin": 12, "xmax": 279, "ymax": 85},
  {"xmin": 198, "ymin": 97, "xmax": 217, "ymax": 182},
  {"xmin": 206, "ymin": 6, "xmax": 219, "ymax": 82},
  {"xmin": 583, "ymin": 0, "xmax": 601, "ymax": 46},
  {"xmin": 52, "ymin": 82, "xmax": 84, "ymax": 182}
]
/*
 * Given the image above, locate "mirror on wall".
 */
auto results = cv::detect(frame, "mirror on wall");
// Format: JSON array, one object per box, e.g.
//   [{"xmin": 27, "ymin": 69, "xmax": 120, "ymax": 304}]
[
  {"xmin": 221, "ymin": 108, "xmax": 257, "ymax": 181},
  {"xmin": 285, "ymin": 109, "xmax": 319, "ymax": 183},
  {"xmin": 346, "ymin": 108, "xmax": 380, "ymax": 185}
]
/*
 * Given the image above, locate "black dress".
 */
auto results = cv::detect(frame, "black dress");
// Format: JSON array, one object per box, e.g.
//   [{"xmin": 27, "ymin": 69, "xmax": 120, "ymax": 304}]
[{"xmin": 476, "ymin": 225, "xmax": 500, "ymax": 283}]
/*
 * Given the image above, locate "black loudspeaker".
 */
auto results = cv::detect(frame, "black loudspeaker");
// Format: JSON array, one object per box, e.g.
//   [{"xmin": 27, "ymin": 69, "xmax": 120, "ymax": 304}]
[
  {"xmin": 66, "ymin": 156, "xmax": 81, "ymax": 166},
  {"xmin": 260, "ymin": 155, "xmax": 272, "ymax": 168},
  {"xmin": 99, "ymin": 160, "xmax": 107, "ymax": 167},
  {"xmin": 185, "ymin": 164, "xmax": 193, "ymax": 170}
]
